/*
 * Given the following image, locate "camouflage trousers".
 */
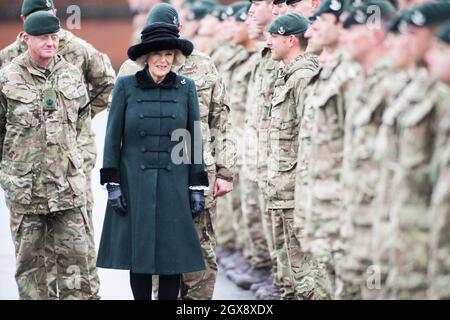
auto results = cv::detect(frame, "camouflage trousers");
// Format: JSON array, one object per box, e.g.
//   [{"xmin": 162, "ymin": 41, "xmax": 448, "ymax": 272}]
[
  {"xmin": 428, "ymin": 162, "xmax": 450, "ymax": 299},
  {"xmin": 43, "ymin": 172, "xmax": 100, "ymax": 299},
  {"xmin": 269, "ymin": 208, "xmax": 321, "ymax": 299},
  {"xmin": 215, "ymin": 179, "xmax": 244, "ymax": 251},
  {"xmin": 338, "ymin": 224, "xmax": 375, "ymax": 300},
  {"xmin": 240, "ymin": 173, "xmax": 271, "ymax": 269},
  {"xmin": 181, "ymin": 204, "xmax": 217, "ymax": 300},
  {"xmin": 10, "ymin": 207, "xmax": 92, "ymax": 300}
]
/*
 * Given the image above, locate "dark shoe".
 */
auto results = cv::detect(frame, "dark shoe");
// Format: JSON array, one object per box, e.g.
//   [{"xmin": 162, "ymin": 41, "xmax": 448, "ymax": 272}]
[
  {"xmin": 219, "ymin": 251, "xmax": 242, "ymax": 268},
  {"xmin": 227, "ymin": 267, "xmax": 270, "ymax": 290},
  {"xmin": 250, "ymin": 275, "xmax": 273, "ymax": 292},
  {"xmin": 222, "ymin": 252, "xmax": 248, "ymax": 271},
  {"xmin": 216, "ymin": 245, "xmax": 234, "ymax": 262},
  {"xmin": 256, "ymin": 285, "xmax": 281, "ymax": 300}
]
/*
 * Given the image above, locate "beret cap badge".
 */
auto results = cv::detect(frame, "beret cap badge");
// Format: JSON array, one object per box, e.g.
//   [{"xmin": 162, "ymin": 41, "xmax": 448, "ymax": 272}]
[
  {"xmin": 411, "ymin": 10, "xmax": 426, "ymax": 26},
  {"xmin": 226, "ymin": 7, "xmax": 234, "ymax": 15},
  {"xmin": 46, "ymin": 0, "xmax": 52, "ymax": 8},
  {"xmin": 354, "ymin": 9, "xmax": 366, "ymax": 23},
  {"xmin": 330, "ymin": 0, "xmax": 342, "ymax": 11},
  {"xmin": 278, "ymin": 26, "xmax": 286, "ymax": 35}
]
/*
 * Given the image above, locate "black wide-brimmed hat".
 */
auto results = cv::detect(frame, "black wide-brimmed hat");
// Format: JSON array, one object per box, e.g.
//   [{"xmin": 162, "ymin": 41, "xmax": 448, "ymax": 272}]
[{"xmin": 127, "ymin": 22, "xmax": 194, "ymax": 61}]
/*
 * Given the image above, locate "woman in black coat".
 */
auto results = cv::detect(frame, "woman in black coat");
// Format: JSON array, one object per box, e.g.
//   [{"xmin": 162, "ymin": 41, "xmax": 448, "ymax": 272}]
[{"xmin": 97, "ymin": 22, "xmax": 208, "ymax": 300}]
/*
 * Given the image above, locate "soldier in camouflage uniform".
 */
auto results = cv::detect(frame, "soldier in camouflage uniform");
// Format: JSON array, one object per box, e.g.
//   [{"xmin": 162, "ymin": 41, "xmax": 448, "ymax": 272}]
[
  {"xmin": 0, "ymin": 12, "xmax": 92, "ymax": 300},
  {"xmin": 244, "ymin": 0, "xmax": 281, "ymax": 299},
  {"xmin": 385, "ymin": 3, "xmax": 450, "ymax": 299},
  {"xmin": 266, "ymin": 13, "xmax": 319, "ymax": 300},
  {"xmin": 213, "ymin": 3, "xmax": 253, "ymax": 268},
  {"xmin": 0, "ymin": 0, "xmax": 116, "ymax": 300},
  {"xmin": 118, "ymin": 3, "xmax": 236, "ymax": 300},
  {"xmin": 301, "ymin": 1, "xmax": 363, "ymax": 299},
  {"xmin": 424, "ymin": 20, "xmax": 450, "ymax": 300},
  {"xmin": 370, "ymin": 11, "xmax": 415, "ymax": 299},
  {"xmin": 338, "ymin": 0, "xmax": 396, "ymax": 300},
  {"xmin": 221, "ymin": 5, "xmax": 273, "ymax": 290},
  {"xmin": 292, "ymin": 0, "xmax": 346, "ymax": 300}
]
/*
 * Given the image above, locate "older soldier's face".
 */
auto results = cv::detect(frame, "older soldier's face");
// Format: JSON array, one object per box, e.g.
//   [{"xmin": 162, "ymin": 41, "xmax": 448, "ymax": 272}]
[
  {"xmin": 267, "ymin": 33, "xmax": 289, "ymax": 60},
  {"xmin": 147, "ymin": 50, "xmax": 175, "ymax": 80},
  {"xmin": 425, "ymin": 40, "xmax": 450, "ymax": 84},
  {"xmin": 24, "ymin": 33, "xmax": 59, "ymax": 61}
]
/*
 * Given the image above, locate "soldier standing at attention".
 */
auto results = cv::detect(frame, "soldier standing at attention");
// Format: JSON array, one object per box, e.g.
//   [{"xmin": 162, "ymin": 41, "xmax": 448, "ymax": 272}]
[
  {"xmin": 386, "ymin": 2, "xmax": 450, "ymax": 299},
  {"xmin": 266, "ymin": 13, "xmax": 319, "ymax": 299},
  {"xmin": 0, "ymin": 12, "xmax": 92, "ymax": 300},
  {"xmin": 425, "ymin": 20, "xmax": 450, "ymax": 300},
  {"xmin": 338, "ymin": 0, "xmax": 396, "ymax": 299},
  {"xmin": 0, "ymin": 0, "xmax": 116, "ymax": 300}
]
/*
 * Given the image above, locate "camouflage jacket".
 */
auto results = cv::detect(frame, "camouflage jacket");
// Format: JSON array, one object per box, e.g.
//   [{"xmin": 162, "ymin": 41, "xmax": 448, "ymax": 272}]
[
  {"xmin": 266, "ymin": 52, "xmax": 319, "ymax": 210},
  {"xmin": 304, "ymin": 51, "xmax": 363, "ymax": 252},
  {"xmin": 243, "ymin": 43, "xmax": 279, "ymax": 187},
  {"xmin": 228, "ymin": 49, "xmax": 259, "ymax": 166},
  {"xmin": 428, "ymin": 83, "xmax": 450, "ymax": 299},
  {"xmin": 0, "ymin": 29, "xmax": 115, "ymax": 117},
  {"xmin": 341, "ymin": 57, "xmax": 396, "ymax": 229},
  {"xmin": 0, "ymin": 53, "xmax": 89, "ymax": 214},
  {"xmin": 0, "ymin": 29, "xmax": 116, "ymax": 173}
]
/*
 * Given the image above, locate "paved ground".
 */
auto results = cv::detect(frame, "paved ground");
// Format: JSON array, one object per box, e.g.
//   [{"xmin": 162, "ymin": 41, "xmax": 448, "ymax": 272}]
[{"xmin": 0, "ymin": 112, "xmax": 254, "ymax": 300}]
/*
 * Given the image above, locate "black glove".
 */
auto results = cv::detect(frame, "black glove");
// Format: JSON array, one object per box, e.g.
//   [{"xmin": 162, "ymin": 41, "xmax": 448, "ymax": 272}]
[
  {"xmin": 106, "ymin": 184, "xmax": 127, "ymax": 215},
  {"xmin": 190, "ymin": 190, "xmax": 205, "ymax": 219}
]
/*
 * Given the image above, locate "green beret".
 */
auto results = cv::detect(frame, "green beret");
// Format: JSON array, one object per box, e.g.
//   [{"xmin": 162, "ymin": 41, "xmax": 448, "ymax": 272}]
[
  {"xmin": 312, "ymin": 0, "xmax": 344, "ymax": 20},
  {"xmin": 268, "ymin": 13, "xmax": 309, "ymax": 35},
  {"xmin": 273, "ymin": 0, "xmax": 286, "ymax": 4},
  {"xmin": 343, "ymin": 0, "xmax": 395, "ymax": 29},
  {"xmin": 146, "ymin": 3, "xmax": 180, "ymax": 27},
  {"xmin": 211, "ymin": 5, "xmax": 228, "ymax": 21},
  {"xmin": 186, "ymin": 2, "xmax": 214, "ymax": 21},
  {"xmin": 404, "ymin": 2, "xmax": 450, "ymax": 28},
  {"xmin": 234, "ymin": 4, "xmax": 251, "ymax": 22},
  {"xmin": 227, "ymin": 1, "xmax": 250, "ymax": 17},
  {"xmin": 24, "ymin": 10, "xmax": 60, "ymax": 36},
  {"xmin": 286, "ymin": 0, "xmax": 302, "ymax": 5},
  {"xmin": 386, "ymin": 10, "xmax": 408, "ymax": 33},
  {"xmin": 21, "ymin": 0, "xmax": 54, "ymax": 17},
  {"xmin": 436, "ymin": 20, "xmax": 450, "ymax": 44},
  {"xmin": 342, "ymin": 0, "xmax": 366, "ymax": 12}
]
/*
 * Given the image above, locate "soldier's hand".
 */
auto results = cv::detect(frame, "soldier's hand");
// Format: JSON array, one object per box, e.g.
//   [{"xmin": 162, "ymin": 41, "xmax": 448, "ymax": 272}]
[
  {"xmin": 190, "ymin": 190, "xmax": 205, "ymax": 219},
  {"xmin": 213, "ymin": 178, "xmax": 233, "ymax": 198},
  {"xmin": 106, "ymin": 183, "xmax": 127, "ymax": 215}
]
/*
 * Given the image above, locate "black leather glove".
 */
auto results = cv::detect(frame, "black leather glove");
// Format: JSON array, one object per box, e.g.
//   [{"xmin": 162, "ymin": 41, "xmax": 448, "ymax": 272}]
[
  {"xmin": 190, "ymin": 190, "xmax": 205, "ymax": 219},
  {"xmin": 106, "ymin": 183, "xmax": 127, "ymax": 215}
]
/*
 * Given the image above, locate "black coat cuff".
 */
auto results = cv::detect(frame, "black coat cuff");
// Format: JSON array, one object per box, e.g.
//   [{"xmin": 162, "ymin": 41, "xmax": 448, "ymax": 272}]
[
  {"xmin": 100, "ymin": 168, "xmax": 120, "ymax": 185},
  {"xmin": 189, "ymin": 171, "xmax": 209, "ymax": 187}
]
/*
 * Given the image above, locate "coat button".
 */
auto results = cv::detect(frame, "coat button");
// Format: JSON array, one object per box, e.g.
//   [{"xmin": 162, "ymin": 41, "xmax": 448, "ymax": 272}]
[
  {"xmin": 166, "ymin": 164, "xmax": 171, "ymax": 171},
  {"xmin": 141, "ymin": 147, "xmax": 146, "ymax": 152},
  {"xmin": 139, "ymin": 114, "xmax": 144, "ymax": 119},
  {"xmin": 140, "ymin": 131, "xmax": 146, "ymax": 137},
  {"xmin": 137, "ymin": 99, "xmax": 142, "ymax": 103},
  {"xmin": 171, "ymin": 114, "xmax": 177, "ymax": 119},
  {"xmin": 140, "ymin": 165, "xmax": 146, "ymax": 170}
]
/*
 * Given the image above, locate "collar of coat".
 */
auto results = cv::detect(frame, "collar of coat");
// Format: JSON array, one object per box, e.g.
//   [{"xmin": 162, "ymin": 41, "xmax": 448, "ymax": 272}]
[{"xmin": 135, "ymin": 68, "xmax": 178, "ymax": 89}]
